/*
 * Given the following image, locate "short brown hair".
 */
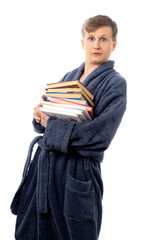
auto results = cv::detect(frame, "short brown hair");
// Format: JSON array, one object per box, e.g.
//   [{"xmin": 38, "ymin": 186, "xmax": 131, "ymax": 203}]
[{"xmin": 81, "ymin": 15, "xmax": 118, "ymax": 41}]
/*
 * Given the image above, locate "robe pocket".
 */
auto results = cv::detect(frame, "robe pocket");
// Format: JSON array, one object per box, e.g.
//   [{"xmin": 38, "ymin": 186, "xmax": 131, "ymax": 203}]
[{"xmin": 64, "ymin": 175, "xmax": 95, "ymax": 221}]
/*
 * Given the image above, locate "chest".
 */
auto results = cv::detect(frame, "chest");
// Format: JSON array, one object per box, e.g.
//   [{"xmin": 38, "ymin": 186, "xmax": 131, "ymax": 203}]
[{"xmin": 78, "ymin": 73, "xmax": 86, "ymax": 83}]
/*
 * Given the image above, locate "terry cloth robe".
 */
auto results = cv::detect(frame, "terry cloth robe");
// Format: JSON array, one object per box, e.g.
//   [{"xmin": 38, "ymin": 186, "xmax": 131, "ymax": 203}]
[{"xmin": 11, "ymin": 60, "xmax": 127, "ymax": 240}]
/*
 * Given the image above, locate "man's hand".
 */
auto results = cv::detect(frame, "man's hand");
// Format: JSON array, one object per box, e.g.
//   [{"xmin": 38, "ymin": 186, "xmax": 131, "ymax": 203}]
[
  {"xmin": 33, "ymin": 106, "xmax": 49, "ymax": 128},
  {"xmin": 33, "ymin": 95, "xmax": 49, "ymax": 128}
]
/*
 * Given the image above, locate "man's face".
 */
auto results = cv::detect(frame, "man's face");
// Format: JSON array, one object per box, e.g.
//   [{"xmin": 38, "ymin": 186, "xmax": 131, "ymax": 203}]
[{"xmin": 81, "ymin": 26, "xmax": 117, "ymax": 68}]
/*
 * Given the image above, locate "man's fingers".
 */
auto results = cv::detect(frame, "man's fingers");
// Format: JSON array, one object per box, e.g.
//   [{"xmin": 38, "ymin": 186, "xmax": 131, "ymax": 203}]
[
  {"xmin": 34, "ymin": 107, "xmax": 41, "ymax": 114},
  {"xmin": 33, "ymin": 105, "xmax": 49, "ymax": 127},
  {"xmin": 41, "ymin": 94, "xmax": 47, "ymax": 101},
  {"xmin": 37, "ymin": 103, "xmax": 42, "ymax": 107}
]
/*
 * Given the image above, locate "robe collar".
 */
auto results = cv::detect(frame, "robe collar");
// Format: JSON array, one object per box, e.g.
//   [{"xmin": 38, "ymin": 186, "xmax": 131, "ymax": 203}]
[{"xmin": 74, "ymin": 60, "xmax": 115, "ymax": 87}]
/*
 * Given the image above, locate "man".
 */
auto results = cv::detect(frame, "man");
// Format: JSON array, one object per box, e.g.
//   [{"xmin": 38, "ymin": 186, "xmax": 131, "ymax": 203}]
[{"xmin": 11, "ymin": 15, "xmax": 127, "ymax": 240}]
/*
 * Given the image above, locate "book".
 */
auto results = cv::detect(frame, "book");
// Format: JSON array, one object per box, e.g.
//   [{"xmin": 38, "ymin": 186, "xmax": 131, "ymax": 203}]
[
  {"xmin": 41, "ymin": 101, "xmax": 92, "ymax": 120},
  {"xmin": 46, "ymin": 80, "xmax": 94, "ymax": 100},
  {"xmin": 39, "ymin": 106, "xmax": 87, "ymax": 122},
  {"xmin": 46, "ymin": 92, "xmax": 94, "ymax": 107},
  {"xmin": 40, "ymin": 107, "xmax": 80, "ymax": 122},
  {"xmin": 46, "ymin": 96, "xmax": 88, "ymax": 106}
]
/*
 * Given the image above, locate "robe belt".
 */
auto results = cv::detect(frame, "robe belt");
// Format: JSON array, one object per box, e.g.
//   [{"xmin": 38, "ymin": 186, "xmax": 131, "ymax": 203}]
[
  {"xmin": 22, "ymin": 136, "xmax": 51, "ymax": 214},
  {"xmin": 18, "ymin": 135, "xmax": 51, "ymax": 214},
  {"xmin": 10, "ymin": 136, "xmax": 43, "ymax": 215},
  {"xmin": 23, "ymin": 136, "xmax": 52, "ymax": 214},
  {"xmin": 11, "ymin": 136, "xmax": 51, "ymax": 215},
  {"xmin": 37, "ymin": 137, "xmax": 52, "ymax": 213},
  {"xmin": 22, "ymin": 136, "xmax": 43, "ymax": 178}
]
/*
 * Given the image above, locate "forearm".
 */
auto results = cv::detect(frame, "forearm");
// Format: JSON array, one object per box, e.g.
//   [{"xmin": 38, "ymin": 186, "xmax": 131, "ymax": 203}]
[{"xmin": 41, "ymin": 98, "xmax": 126, "ymax": 157}]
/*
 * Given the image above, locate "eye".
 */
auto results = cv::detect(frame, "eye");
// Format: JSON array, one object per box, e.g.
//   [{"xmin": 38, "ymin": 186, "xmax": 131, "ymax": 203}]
[
  {"xmin": 100, "ymin": 37, "xmax": 107, "ymax": 42},
  {"xmin": 88, "ymin": 37, "xmax": 94, "ymax": 41}
]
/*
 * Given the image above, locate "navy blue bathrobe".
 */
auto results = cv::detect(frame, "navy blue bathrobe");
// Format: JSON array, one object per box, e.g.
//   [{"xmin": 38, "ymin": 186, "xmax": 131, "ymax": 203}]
[{"xmin": 11, "ymin": 60, "xmax": 127, "ymax": 240}]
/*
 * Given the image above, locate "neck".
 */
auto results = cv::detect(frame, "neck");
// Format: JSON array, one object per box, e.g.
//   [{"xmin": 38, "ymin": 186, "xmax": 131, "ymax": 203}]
[{"xmin": 83, "ymin": 62, "xmax": 100, "ymax": 78}]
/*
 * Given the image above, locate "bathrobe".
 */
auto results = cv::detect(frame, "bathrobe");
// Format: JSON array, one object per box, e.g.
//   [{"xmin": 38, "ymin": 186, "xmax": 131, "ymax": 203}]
[{"xmin": 11, "ymin": 60, "xmax": 127, "ymax": 240}]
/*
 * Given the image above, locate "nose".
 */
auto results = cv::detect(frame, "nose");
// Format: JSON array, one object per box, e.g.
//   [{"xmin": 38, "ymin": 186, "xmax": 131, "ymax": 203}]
[{"xmin": 94, "ymin": 39, "xmax": 100, "ymax": 49}]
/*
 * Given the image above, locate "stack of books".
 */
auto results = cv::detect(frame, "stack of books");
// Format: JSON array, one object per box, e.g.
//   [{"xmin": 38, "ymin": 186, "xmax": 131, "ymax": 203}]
[{"xmin": 39, "ymin": 80, "xmax": 94, "ymax": 122}]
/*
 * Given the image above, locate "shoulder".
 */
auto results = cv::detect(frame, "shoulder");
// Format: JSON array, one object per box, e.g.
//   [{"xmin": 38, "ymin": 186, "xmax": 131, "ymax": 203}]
[
  {"xmin": 108, "ymin": 70, "xmax": 127, "ymax": 93},
  {"xmin": 103, "ymin": 71, "xmax": 127, "ymax": 105},
  {"xmin": 93, "ymin": 68, "xmax": 127, "ymax": 106},
  {"xmin": 60, "ymin": 69, "xmax": 78, "ymax": 82},
  {"xmin": 89, "ymin": 63, "xmax": 127, "ymax": 99},
  {"xmin": 102, "ymin": 61, "xmax": 126, "ymax": 86}
]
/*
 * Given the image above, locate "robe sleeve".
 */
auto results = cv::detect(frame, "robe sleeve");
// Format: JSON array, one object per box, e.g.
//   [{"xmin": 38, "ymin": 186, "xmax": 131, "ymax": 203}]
[
  {"xmin": 41, "ymin": 76, "xmax": 127, "ymax": 158},
  {"xmin": 32, "ymin": 118, "xmax": 45, "ymax": 134}
]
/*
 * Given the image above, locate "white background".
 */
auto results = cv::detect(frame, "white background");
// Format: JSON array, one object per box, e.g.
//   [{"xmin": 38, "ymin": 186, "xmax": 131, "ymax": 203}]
[{"xmin": 0, "ymin": 0, "xmax": 147, "ymax": 239}]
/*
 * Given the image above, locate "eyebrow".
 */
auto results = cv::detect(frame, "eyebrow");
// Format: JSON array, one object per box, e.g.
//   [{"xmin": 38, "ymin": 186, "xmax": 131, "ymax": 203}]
[
  {"xmin": 87, "ymin": 33, "xmax": 109, "ymax": 37},
  {"xmin": 100, "ymin": 34, "xmax": 108, "ymax": 37}
]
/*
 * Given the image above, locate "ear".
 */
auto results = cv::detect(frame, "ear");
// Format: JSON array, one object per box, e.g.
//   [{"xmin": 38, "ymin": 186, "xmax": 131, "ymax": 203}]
[
  {"xmin": 112, "ymin": 41, "xmax": 117, "ymax": 51},
  {"xmin": 81, "ymin": 39, "xmax": 84, "ymax": 49}
]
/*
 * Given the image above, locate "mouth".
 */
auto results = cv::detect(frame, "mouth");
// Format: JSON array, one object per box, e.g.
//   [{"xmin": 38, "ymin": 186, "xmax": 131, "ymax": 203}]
[{"xmin": 92, "ymin": 53, "xmax": 102, "ymax": 55}]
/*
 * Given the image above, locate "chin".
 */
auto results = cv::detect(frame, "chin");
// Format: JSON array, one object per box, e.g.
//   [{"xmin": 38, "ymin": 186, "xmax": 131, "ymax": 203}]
[{"xmin": 91, "ymin": 60, "xmax": 105, "ymax": 66}]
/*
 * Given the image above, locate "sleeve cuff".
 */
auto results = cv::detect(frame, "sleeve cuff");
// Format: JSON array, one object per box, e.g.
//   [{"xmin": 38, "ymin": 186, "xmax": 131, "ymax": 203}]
[
  {"xmin": 42, "ymin": 117, "xmax": 75, "ymax": 153},
  {"xmin": 32, "ymin": 118, "xmax": 45, "ymax": 134}
]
